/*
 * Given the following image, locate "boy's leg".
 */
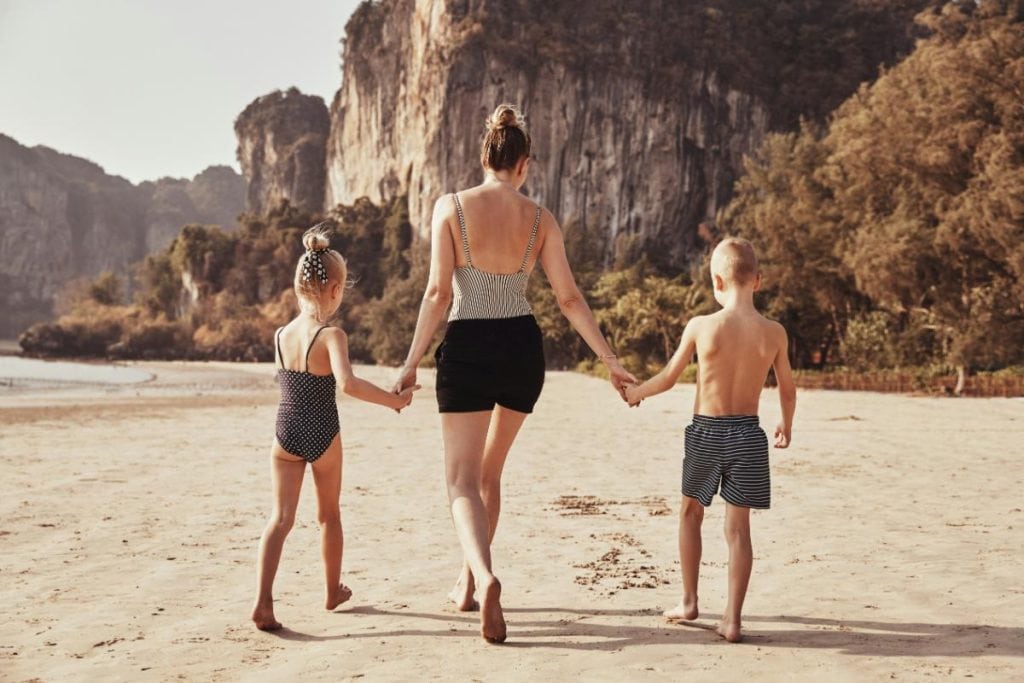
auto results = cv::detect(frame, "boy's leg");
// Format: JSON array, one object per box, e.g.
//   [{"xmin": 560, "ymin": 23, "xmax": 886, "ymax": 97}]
[
  {"xmin": 442, "ymin": 412, "xmax": 506, "ymax": 643},
  {"xmin": 252, "ymin": 445, "xmax": 306, "ymax": 630},
  {"xmin": 311, "ymin": 435, "xmax": 350, "ymax": 610},
  {"xmin": 665, "ymin": 495, "xmax": 704, "ymax": 620},
  {"xmin": 450, "ymin": 406, "xmax": 528, "ymax": 612},
  {"xmin": 719, "ymin": 501, "xmax": 752, "ymax": 643}
]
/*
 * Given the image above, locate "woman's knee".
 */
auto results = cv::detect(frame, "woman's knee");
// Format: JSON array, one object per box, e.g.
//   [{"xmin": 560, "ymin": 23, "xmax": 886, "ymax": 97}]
[
  {"xmin": 269, "ymin": 509, "xmax": 296, "ymax": 533},
  {"xmin": 317, "ymin": 506, "xmax": 341, "ymax": 528}
]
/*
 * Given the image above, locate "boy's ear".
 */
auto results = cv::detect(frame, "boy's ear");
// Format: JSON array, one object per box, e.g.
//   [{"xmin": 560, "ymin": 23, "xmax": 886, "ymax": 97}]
[
  {"xmin": 753, "ymin": 272, "xmax": 763, "ymax": 292},
  {"xmin": 713, "ymin": 273, "xmax": 725, "ymax": 291}
]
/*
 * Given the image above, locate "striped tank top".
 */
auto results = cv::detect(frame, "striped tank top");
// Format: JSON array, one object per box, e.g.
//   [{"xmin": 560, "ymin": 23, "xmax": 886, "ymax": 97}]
[{"xmin": 448, "ymin": 192, "xmax": 542, "ymax": 321}]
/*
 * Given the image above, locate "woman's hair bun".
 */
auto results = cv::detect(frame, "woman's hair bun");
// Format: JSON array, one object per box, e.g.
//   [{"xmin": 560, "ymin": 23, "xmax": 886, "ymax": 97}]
[
  {"xmin": 302, "ymin": 223, "xmax": 332, "ymax": 252},
  {"xmin": 487, "ymin": 104, "xmax": 522, "ymax": 132}
]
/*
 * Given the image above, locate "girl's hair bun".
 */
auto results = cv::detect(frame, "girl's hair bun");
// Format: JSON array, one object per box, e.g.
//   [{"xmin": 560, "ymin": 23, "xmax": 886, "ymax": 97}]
[
  {"xmin": 302, "ymin": 223, "xmax": 331, "ymax": 251},
  {"xmin": 487, "ymin": 104, "xmax": 522, "ymax": 132}
]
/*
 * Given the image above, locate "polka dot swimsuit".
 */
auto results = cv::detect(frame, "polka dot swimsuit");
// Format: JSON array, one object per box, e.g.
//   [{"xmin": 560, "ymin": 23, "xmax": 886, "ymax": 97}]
[{"xmin": 275, "ymin": 326, "xmax": 340, "ymax": 463}]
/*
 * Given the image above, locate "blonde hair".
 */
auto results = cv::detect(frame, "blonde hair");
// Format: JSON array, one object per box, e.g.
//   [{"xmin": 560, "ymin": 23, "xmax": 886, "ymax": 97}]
[
  {"xmin": 480, "ymin": 104, "xmax": 531, "ymax": 171},
  {"xmin": 711, "ymin": 237, "xmax": 759, "ymax": 285},
  {"xmin": 293, "ymin": 223, "xmax": 347, "ymax": 321}
]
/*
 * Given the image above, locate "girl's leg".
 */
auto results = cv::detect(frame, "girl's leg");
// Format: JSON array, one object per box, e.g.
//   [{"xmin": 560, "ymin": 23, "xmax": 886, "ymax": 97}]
[
  {"xmin": 441, "ymin": 411, "xmax": 506, "ymax": 643},
  {"xmin": 451, "ymin": 406, "xmax": 528, "ymax": 611},
  {"xmin": 310, "ymin": 434, "xmax": 350, "ymax": 610},
  {"xmin": 252, "ymin": 444, "xmax": 306, "ymax": 630}
]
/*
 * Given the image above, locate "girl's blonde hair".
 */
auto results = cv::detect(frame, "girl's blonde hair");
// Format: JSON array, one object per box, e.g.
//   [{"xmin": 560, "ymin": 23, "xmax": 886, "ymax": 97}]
[{"xmin": 294, "ymin": 223, "xmax": 347, "ymax": 322}]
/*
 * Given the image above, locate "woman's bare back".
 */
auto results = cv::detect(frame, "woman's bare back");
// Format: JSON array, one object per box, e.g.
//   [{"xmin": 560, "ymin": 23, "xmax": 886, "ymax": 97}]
[{"xmin": 449, "ymin": 184, "xmax": 545, "ymax": 274}]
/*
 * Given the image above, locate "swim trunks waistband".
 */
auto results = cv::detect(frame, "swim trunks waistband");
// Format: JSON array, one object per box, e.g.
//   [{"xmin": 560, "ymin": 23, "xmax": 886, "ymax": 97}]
[{"xmin": 691, "ymin": 414, "xmax": 760, "ymax": 429}]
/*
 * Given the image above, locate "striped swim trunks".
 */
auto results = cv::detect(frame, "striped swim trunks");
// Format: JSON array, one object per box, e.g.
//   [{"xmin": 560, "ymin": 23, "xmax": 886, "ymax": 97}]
[{"xmin": 682, "ymin": 414, "xmax": 770, "ymax": 509}]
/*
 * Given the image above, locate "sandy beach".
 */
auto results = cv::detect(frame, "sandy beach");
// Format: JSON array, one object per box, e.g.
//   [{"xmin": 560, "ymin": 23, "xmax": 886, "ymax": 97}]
[{"xmin": 1, "ymin": 361, "xmax": 1021, "ymax": 681}]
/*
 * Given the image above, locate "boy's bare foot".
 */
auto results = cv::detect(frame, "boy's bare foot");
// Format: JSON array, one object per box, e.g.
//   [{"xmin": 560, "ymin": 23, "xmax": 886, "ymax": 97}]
[
  {"xmin": 251, "ymin": 604, "xmax": 282, "ymax": 631},
  {"xmin": 448, "ymin": 573, "xmax": 479, "ymax": 612},
  {"xmin": 325, "ymin": 583, "xmax": 353, "ymax": 611},
  {"xmin": 716, "ymin": 619, "xmax": 743, "ymax": 643},
  {"xmin": 479, "ymin": 578, "xmax": 506, "ymax": 644},
  {"xmin": 664, "ymin": 595, "xmax": 699, "ymax": 621}
]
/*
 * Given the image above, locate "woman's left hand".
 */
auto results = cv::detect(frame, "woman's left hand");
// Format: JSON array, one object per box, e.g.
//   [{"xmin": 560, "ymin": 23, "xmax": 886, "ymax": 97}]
[{"xmin": 606, "ymin": 361, "xmax": 638, "ymax": 402}]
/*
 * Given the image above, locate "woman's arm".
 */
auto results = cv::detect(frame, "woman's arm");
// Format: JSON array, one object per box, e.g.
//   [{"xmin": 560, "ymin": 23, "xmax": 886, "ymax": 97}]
[
  {"xmin": 324, "ymin": 328, "xmax": 418, "ymax": 411},
  {"xmin": 538, "ymin": 213, "xmax": 637, "ymax": 397},
  {"xmin": 393, "ymin": 195, "xmax": 457, "ymax": 392}
]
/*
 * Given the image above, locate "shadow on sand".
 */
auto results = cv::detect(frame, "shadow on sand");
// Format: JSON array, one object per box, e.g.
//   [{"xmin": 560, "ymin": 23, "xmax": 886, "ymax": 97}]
[{"xmin": 263, "ymin": 605, "xmax": 1023, "ymax": 656}]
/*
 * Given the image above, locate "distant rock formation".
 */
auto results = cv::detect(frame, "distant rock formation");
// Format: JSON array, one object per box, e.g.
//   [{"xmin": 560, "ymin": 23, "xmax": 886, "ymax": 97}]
[
  {"xmin": 322, "ymin": 0, "xmax": 929, "ymax": 268},
  {"xmin": 0, "ymin": 134, "xmax": 244, "ymax": 335},
  {"xmin": 234, "ymin": 87, "xmax": 330, "ymax": 215}
]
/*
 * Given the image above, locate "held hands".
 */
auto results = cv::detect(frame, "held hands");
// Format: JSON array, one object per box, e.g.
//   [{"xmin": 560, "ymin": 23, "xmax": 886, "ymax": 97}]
[
  {"xmin": 391, "ymin": 365, "xmax": 420, "ymax": 413},
  {"xmin": 604, "ymin": 358, "xmax": 638, "ymax": 403},
  {"xmin": 623, "ymin": 381, "xmax": 643, "ymax": 407},
  {"xmin": 392, "ymin": 384, "xmax": 421, "ymax": 413},
  {"xmin": 774, "ymin": 422, "xmax": 791, "ymax": 448}
]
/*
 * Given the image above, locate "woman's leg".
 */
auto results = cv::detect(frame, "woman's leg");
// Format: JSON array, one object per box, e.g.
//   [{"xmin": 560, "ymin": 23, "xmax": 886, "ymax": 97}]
[
  {"xmin": 252, "ymin": 443, "xmax": 306, "ymax": 630},
  {"xmin": 442, "ymin": 411, "xmax": 507, "ymax": 642},
  {"xmin": 311, "ymin": 434, "xmax": 350, "ymax": 610},
  {"xmin": 451, "ymin": 406, "xmax": 528, "ymax": 611}
]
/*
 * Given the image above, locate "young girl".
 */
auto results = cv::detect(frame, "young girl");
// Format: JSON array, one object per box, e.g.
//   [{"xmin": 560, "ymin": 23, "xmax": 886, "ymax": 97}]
[{"xmin": 251, "ymin": 225, "xmax": 419, "ymax": 631}]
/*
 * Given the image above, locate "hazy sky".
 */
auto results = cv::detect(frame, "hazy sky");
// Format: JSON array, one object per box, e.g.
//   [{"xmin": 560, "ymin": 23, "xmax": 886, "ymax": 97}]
[{"xmin": 0, "ymin": 0, "xmax": 362, "ymax": 183}]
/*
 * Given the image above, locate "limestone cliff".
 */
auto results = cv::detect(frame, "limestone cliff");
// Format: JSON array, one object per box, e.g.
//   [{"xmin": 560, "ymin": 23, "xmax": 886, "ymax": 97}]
[
  {"xmin": 0, "ymin": 134, "xmax": 244, "ymax": 335},
  {"xmin": 234, "ymin": 87, "xmax": 330, "ymax": 215},
  {"xmin": 325, "ymin": 0, "xmax": 930, "ymax": 268}
]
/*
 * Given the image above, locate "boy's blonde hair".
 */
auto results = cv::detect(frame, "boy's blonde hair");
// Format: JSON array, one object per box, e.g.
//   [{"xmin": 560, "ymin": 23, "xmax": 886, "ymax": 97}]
[
  {"xmin": 711, "ymin": 237, "xmax": 759, "ymax": 286},
  {"xmin": 294, "ymin": 224, "xmax": 347, "ymax": 321}
]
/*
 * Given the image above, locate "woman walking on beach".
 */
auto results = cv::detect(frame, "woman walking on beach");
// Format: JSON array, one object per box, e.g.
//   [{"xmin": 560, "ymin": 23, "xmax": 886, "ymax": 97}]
[{"xmin": 393, "ymin": 105, "xmax": 635, "ymax": 643}]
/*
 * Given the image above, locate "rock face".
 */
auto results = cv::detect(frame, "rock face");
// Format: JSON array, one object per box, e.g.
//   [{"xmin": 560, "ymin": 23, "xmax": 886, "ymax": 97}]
[
  {"xmin": 235, "ymin": 87, "xmax": 330, "ymax": 215},
  {"xmin": 325, "ymin": 0, "xmax": 770, "ymax": 268},
  {"xmin": 0, "ymin": 134, "xmax": 244, "ymax": 335}
]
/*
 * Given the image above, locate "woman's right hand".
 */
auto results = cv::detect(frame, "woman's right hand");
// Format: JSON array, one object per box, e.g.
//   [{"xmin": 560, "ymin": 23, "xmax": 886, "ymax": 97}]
[
  {"xmin": 393, "ymin": 383, "xmax": 421, "ymax": 412},
  {"xmin": 392, "ymin": 364, "xmax": 418, "ymax": 395}
]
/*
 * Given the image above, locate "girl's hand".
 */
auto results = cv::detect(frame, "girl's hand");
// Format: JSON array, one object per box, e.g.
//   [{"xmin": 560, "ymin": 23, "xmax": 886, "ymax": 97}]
[
  {"xmin": 605, "ymin": 360, "xmax": 638, "ymax": 402},
  {"xmin": 392, "ymin": 365, "xmax": 417, "ymax": 394},
  {"xmin": 624, "ymin": 382, "xmax": 643, "ymax": 407},
  {"xmin": 393, "ymin": 384, "xmax": 421, "ymax": 413}
]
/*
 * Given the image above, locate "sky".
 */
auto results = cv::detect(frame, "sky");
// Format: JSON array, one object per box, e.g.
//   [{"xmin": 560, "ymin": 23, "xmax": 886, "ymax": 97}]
[{"xmin": 0, "ymin": 0, "xmax": 362, "ymax": 183}]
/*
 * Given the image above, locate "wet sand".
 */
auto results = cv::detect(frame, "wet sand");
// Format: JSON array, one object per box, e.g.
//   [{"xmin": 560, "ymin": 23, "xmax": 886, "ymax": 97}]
[{"xmin": 1, "ymin": 361, "xmax": 1021, "ymax": 681}]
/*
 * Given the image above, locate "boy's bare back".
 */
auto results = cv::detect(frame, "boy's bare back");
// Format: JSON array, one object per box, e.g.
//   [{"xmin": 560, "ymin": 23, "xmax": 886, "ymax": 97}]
[{"xmin": 690, "ymin": 308, "xmax": 788, "ymax": 418}]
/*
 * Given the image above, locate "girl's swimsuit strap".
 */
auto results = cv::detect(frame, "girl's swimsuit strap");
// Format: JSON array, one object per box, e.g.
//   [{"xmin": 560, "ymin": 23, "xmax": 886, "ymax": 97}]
[{"xmin": 304, "ymin": 326, "xmax": 329, "ymax": 372}]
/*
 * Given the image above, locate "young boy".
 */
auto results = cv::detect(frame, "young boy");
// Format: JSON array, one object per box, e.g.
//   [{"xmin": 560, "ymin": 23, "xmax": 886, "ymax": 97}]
[{"xmin": 624, "ymin": 237, "xmax": 796, "ymax": 643}]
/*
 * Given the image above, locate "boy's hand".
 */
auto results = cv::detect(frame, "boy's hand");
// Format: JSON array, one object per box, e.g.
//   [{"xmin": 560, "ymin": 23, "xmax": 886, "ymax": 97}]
[
  {"xmin": 773, "ymin": 422, "xmax": 791, "ymax": 448},
  {"xmin": 623, "ymin": 382, "xmax": 643, "ymax": 408},
  {"xmin": 394, "ymin": 384, "xmax": 421, "ymax": 413}
]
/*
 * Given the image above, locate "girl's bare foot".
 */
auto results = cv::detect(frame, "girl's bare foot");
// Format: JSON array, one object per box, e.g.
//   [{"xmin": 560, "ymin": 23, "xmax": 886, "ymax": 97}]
[
  {"xmin": 325, "ymin": 583, "xmax": 353, "ymax": 611},
  {"xmin": 479, "ymin": 577, "xmax": 506, "ymax": 643},
  {"xmin": 716, "ymin": 618, "xmax": 742, "ymax": 643},
  {"xmin": 448, "ymin": 569, "xmax": 479, "ymax": 611},
  {"xmin": 664, "ymin": 595, "xmax": 699, "ymax": 621},
  {"xmin": 251, "ymin": 604, "xmax": 282, "ymax": 631}
]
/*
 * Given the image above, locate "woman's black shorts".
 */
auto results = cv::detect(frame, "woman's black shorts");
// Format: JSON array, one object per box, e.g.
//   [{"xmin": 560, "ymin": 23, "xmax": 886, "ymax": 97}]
[{"xmin": 434, "ymin": 315, "xmax": 545, "ymax": 414}]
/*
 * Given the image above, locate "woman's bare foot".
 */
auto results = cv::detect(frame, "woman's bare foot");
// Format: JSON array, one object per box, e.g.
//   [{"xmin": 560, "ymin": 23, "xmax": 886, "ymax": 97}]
[
  {"xmin": 663, "ymin": 595, "xmax": 699, "ymax": 621},
  {"xmin": 448, "ymin": 568, "xmax": 478, "ymax": 611},
  {"xmin": 716, "ymin": 618, "xmax": 742, "ymax": 643},
  {"xmin": 251, "ymin": 604, "xmax": 282, "ymax": 631},
  {"xmin": 325, "ymin": 583, "xmax": 353, "ymax": 611},
  {"xmin": 479, "ymin": 577, "xmax": 506, "ymax": 644}
]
